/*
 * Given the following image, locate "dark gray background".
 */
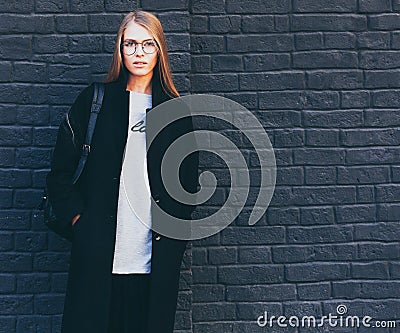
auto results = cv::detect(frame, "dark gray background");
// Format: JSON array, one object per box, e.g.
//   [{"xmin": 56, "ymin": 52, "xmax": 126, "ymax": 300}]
[{"xmin": 1, "ymin": 0, "xmax": 400, "ymax": 332}]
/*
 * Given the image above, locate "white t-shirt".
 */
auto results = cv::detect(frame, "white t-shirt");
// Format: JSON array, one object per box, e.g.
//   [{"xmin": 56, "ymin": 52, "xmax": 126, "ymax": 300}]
[{"xmin": 112, "ymin": 91, "xmax": 152, "ymax": 274}]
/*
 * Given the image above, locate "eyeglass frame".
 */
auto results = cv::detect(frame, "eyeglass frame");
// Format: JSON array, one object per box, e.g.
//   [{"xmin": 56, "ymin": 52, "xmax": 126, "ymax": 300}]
[{"xmin": 120, "ymin": 38, "xmax": 159, "ymax": 56}]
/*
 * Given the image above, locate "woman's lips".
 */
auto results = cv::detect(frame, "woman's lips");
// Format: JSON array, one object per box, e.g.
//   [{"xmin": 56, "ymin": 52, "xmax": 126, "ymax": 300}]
[{"xmin": 133, "ymin": 61, "xmax": 147, "ymax": 67}]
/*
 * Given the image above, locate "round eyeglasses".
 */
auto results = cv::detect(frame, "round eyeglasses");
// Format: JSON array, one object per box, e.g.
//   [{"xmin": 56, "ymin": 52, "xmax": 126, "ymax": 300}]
[{"xmin": 121, "ymin": 39, "xmax": 158, "ymax": 55}]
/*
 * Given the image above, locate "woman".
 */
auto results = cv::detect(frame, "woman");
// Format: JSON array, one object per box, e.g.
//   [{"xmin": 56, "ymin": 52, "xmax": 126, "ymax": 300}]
[{"xmin": 46, "ymin": 9, "xmax": 198, "ymax": 333}]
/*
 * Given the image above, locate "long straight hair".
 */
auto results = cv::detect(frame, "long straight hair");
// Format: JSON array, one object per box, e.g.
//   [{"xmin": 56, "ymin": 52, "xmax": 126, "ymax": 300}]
[{"xmin": 104, "ymin": 10, "xmax": 179, "ymax": 98}]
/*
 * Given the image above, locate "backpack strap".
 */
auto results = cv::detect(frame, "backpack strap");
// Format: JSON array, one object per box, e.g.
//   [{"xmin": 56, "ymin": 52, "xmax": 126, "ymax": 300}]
[{"xmin": 72, "ymin": 82, "xmax": 105, "ymax": 184}]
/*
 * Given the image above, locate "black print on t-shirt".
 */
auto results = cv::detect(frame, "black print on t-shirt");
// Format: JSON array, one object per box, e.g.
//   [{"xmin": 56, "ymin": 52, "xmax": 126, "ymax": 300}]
[{"xmin": 131, "ymin": 120, "xmax": 145, "ymax": 133}]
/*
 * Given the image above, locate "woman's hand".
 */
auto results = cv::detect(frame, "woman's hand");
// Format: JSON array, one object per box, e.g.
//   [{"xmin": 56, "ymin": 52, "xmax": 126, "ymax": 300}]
[{"xmin": 71, "ymin": 214, "xmax": 81, "ymax": 226}]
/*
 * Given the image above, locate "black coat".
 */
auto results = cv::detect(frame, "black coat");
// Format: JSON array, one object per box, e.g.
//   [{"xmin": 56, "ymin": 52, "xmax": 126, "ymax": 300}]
[{"xmin": 46, "ymin": 71, "xmax": 199, "ymax": 333}]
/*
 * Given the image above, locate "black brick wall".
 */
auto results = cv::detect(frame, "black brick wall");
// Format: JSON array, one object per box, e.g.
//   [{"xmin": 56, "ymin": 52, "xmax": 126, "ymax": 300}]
[{"xmin": 1, "ymin": 0, "xmax": 399, "ymax": 332}]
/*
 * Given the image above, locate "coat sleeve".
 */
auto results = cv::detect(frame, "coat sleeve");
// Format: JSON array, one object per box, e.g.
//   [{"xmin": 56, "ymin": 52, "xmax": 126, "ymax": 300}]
[{"xmin": 46, "ymin": 84, "xmax": 93, "ymax": 228}]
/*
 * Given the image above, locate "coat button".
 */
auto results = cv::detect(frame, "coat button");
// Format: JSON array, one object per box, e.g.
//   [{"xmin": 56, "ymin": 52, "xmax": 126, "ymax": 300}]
[
  {"xmin": 153, "ymin": 232, "xmax": 161, "ymax": 241},
  {"xmin": 153, "ymin": 194, "xmax": 160, "ymax": 203}
]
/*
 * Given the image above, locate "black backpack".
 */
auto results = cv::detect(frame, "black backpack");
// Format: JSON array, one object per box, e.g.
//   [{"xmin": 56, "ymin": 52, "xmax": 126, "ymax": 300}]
[{"xmin": 39, "ymin": 83, "xmax": 105, "ymax": 241}]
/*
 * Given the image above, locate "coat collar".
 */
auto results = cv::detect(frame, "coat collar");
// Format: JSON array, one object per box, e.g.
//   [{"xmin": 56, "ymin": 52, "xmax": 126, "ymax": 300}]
[{"xmin": 111, "ymin": 65, "xmax": 172, "ymax": 113}]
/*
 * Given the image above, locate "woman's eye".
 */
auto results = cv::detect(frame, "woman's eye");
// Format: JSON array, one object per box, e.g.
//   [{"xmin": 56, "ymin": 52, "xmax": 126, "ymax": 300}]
[
  {"xmin": 125, "ymin": 41, "xmax": 135, "ymax": 47},
  {"xmin": 144, "ymin": 41, "xmax": 155, "ymax": 47}
]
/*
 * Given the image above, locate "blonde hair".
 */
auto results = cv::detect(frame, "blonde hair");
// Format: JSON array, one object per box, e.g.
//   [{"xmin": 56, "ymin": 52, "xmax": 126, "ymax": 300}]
[{"xmin": 104, "ymin": 9, "xmax": 179, "ymax": 98}]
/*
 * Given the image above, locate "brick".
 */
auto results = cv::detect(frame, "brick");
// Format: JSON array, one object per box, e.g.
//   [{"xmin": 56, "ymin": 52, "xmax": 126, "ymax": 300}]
[
  {"xmin": 369, "ymin": 14, "xmax": 400, "ymax": 30},
  {"xmin": 0, "ymin": 274, "xmax": 15, "ymax": 293},
  {"xmin": 306, "ymin": 129, "xmax": 339, "ymax": 146},
  {"xmin": 192, "ymin": 285, "xmax": 224, "ymax": 302},
  {"xmin": 226, "ymin": 284, "xmax": 296, "ymax": 301},
  {"xmin": 221, "ymin": 226, "xmax": 285, "ymax": 245},
  {"xmin": 361, "ymin": 51, "xmax": 400, "ymax": 69},
  {"xmin": 346, "ymin": 148, "xmax": 400, "ymax": 165},
  {"xmin": 303, "ymin": 110, "xmax": 362, "ymax": 127},
  {"xmin": 191, "ymin": 35, "xmax": 224, "ymax": 54},
  {"xmin": 358, "ymin": 243, "xmax": 400, "ymax": 260},
  {"xmin": 293, "ymin": 0, "xmax": 356, "ymax": 12},
  {"xmin": 337, "ymin": 166, "xmax": 389, "ymax": 184},
  {"xmin": 287, "ymin": 225, "xmax": 353, "ymax": 243},
  {"xmin": 191, "ymin": 55, "xmax": 210, "ymax": 73},
  {"xmin": 160, "ymin": 13, "xmax": 189, "ymax": 32},
  {"xmin": 292, "ymin": 14, "xmax": 366, "ymax": 31},
  {"xmin": 298, "ymin": 282, "xmax": 330, "ymax": 300},
  {"xmin": 0, "ymin": 211, "xmax": 30, "ymax": 230},
  {"xmin": 49, "ymin": 64, "xmax": 91, "ymax": 83},
  {"xmin": 273, "ymin": 246, "xmax": 311, "ymax": 263},
  {"xmin": 357, "ymin": 32, "xmax": 390, "ymax": 49},
  {"xmin": 238, "ymin": 246, "xmax": 271, "ymax": 264},
  {"xmin": 218, "ymin": 265, "xmax": 284, "ymax": 284},
  {"xmin": 0, "ymin": 104, "xmax": 16, "ymax": 124},
  {"xmin": 211, "ymin": 55, "xmax": 243, "ymax": 72},
  {"xmin": 33, "ymin": 36, "xmax": 68, "ymax": 54},
  {"xmin": 377, "ymin": 204, "xmax": 400, "ymax": 221},
  {"xmin": 192, "ymin": 267, "xmax": 217, "ymax": 283},
  {"xmin": 210, "ymin": 16, "xmax": 241, "ymax": 33},
  {"xmin": 360, "ymin": 0, "xmax": 391, "ymax": 12},
  {"xmin": 190, "ymin": 16, "xmax": 207, "ymax": 33},
  {"xmin": 56, "ymin": 15, "xmax": 88, "ymax": 33},
  {"xmin": 390, "ymin": 262, "xmax": 400, "ymax": 278},
  {"xmin": 373, "ymin": 90, "xmax": 400, "ymax": 107},
  {"xmin": 243, "ymin": 53, "xmax": 290, "ymax": 71},
  {"xmin": 0, "ymin": 190, "xmax": 12, "ymax": 208},
  {"xmin": 293, "ymin": 51, "xmax": 358, "ymax": 68},
  {"xmin": 341, "ymin": 128, "xmax": 400, "ymax": 146},
  {"xmin": 192, "ymin": 0, "xmax": 225, "ymax": 13},
  {"xmin": 16, "ymin": 316, "xmax": 51, "ymax": 333},
  {"xmin": 34, "ymin": 253, "xmax": 69, "ymax": 272},
  {"xmin": 15, "ymin": 232, "xmax": 47, "ymax": 251},
  {"xmin": 0, "ymin": 36, "xmax": 32, "ymax": 60},
  {"xmin": 240, "ymin": 72, "xmax": 305, "ymax": 90},
  {"xmin": 355, "ymin": 223, "xmax": 400, "ymax": 241},
  {"xmin": 0, "ymin": 232, "xmax": 13, "ymax": 251},
  {"xmin": 0, "ymin": 127, "xmax": 31, "ymax": 146},
  {"xmin": 0, "ymin": 317, "xmax": 15, "ymax": 333},
  {"xmin": 295, "ymin": 33, "xmax": 324, "ymax": 50},
  {"xmin": 192, "ymin": 303, "xmax": 235, "ymax": 321},
  {"xmin": 224, "ymin": 93, "xmax": 258, "ymax": 109},
  {"xmin": 324, "ymin": 32, "xmax": 356, "ymax": 49},
  {"xmin": 226, "ymin": 0, "xmax": 291, "ymax": 13},
  {"xmin": 208, "ymin": 247, "xmax": 237, "ymax": 264},
  {"xmin": 194, "ymin": 322, "xmax": 234, "ymax": 333},
  {"xmin": 286, "ymin": 263, "xmax": 350, "ymax": 282},
  {"xmin": 300, "ymin": 207, "xmax": 334, "ymax": 225},
  {"xmin": 284, "ymin": 302, "xmax": 322, "ymax": 317},
  {"xmin": 0, "ymin": 296, "xmax": 33, "ymax": 315},
  {"xmin": 341, "ymin": 91, "xmax": 370, "ymax": 108},
  {"xmin": 0, "ymin": 254, "xmax": 32, "ymax": 272},
  {"xmin": 191, "ymin": 74, "xmax": 238, "ymax": 92},
  {"xmin": 0, "ymin": 14, "xmax": 54, "ymax": 34},
  {"xmin": 241, "ymin": 15, "xmax": 274, "ymax": 33},
  {"xmin": 227, "ymin": 35, "xmax": 293, "ymax": 52},
  {"xmin": 68, "ymin": 35, "xmax": 102, "ymax": 53},
  {"xmin": 335, "ymin": 205, "xmax": 376, "ymax": 223},
  {"xmin": 334, "ymin": 281, "xmax": 400, "ymax": 299},
  {"xmin": 70, "ymin": 0, "xmax": 104, "ymax": 12},
  {"xmin": 275, "ymin": 15, "xmax": 290, "ymax": 32},
  {"xmin": 13, "ymin": 62, "xmax": 48, "ymax": 83},
  {"xmin": 307, "ymin": 70, "xmax": 362, "ymax": 89},
  {"xmin": 352, "ymin": 262, "xmax": 389, "ymax": 279},
  {"xmin": 276, "ymin": 167, "xmax": 304, "ymax": 185},
  {"xmin": 267, "ymin": 207, "xmax": 299, "ymax": 225},
  {"xmin": 236, "ymin": 302, "xmax": 282, "ymax": 320},
  {"xmin": 0, "ymin": 0, "xmax": 34, "ymax": 13},
  {"xmin": 35, "ymin": 0, "xmax": 67, "ymax": 13},
  {"xmin": 365, "ymin": 110, "xmax": 400, "ymax": 127},
  {"xmin": 17, "ymin": 274, "xmax": 50, "ymax": 293},
  {"xmin": 293, "ymin": 148, "xmax": 345, "ymax": 165},
  {"xmin": 17, "ymin": 106, "xmax": 49, "ymax": 125},
  {"xmin": 305, "ymin": 166, "xmax": 336, "ymax": 185}
]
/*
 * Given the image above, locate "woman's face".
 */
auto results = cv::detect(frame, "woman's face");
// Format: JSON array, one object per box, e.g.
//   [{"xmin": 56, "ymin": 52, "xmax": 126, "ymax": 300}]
[{"xmin": 122, "ymin": 21, "xmax": 158, "ymax": 80}]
